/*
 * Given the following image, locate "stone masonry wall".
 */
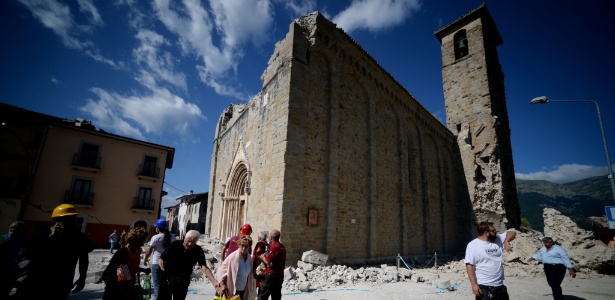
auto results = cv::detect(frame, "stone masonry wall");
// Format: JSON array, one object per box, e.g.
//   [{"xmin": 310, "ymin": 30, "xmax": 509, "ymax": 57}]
[
  {"xmin": 206, "ymin": 25, "xmax": 295, "ymax": 241},
  {"xmin": 208, "ymin": 12, "xmax": 477, "ymax": 265},
  {"xmin": 280, "ymin": 13, "xmax": 472, "ymax": 264}
]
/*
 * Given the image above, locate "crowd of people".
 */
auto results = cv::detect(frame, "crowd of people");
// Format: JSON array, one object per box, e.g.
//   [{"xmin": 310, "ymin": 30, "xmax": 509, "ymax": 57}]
[
  {"xmin": 214, "ymin": 224, "xmax": 286, "ymax": 300},
  {"xmin": 3, "ymin": 205, "xmax": 580, "ymax": 300},
  {"xmin": 1, "ymin": 204, "xmax": 93, "ymax": 300},
  {"xmin": 0, "ymin": 203, "xmax": 287, "ymax": 300}
]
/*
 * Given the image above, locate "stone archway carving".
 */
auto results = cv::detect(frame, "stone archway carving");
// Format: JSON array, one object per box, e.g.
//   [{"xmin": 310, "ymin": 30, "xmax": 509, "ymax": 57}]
[{"xmin": 218, "ymin": 140, "xmax": 251, "ymax": 240}]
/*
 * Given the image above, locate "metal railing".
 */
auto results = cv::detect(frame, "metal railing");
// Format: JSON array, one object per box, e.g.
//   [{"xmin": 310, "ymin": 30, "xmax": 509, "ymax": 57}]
[
  {"xmin": 137, "ymin": 164, "xmax": 160, "ymax": 178},
  {"xmin": 71, "ymin": 153, "xmax": 101, "ymax": 169},
  {"xmin": 64, "ymin": 190, "xmax": 95, "ymax": 205},
  {"xmin": 132, "ymin": 196, "xmax": 154, "ymax": 210}
]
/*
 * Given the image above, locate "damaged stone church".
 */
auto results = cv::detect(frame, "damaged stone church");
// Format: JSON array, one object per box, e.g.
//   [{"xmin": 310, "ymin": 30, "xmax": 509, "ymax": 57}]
[{"xmin": 206, "ymin": 4, "xmax": 520, "ymax": 265}]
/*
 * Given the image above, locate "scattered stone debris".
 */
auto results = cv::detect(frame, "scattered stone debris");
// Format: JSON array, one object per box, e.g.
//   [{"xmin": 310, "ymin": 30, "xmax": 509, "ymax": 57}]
[{"xmin": 85, "ymin": 208, "xmax": 614, "ymax": 295}]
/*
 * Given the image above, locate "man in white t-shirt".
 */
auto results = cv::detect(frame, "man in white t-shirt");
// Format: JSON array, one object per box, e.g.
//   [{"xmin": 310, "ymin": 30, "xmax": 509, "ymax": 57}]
[{"xmin": 465, "ymin": 221, "xmax": 516, "ymax": 300}]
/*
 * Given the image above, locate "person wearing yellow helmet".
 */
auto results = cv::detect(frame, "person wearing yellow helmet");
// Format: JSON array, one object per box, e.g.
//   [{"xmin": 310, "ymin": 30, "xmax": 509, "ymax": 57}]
[{"xmin": 15, "ymin": 203, "xmax": 93, "ymax": 300}]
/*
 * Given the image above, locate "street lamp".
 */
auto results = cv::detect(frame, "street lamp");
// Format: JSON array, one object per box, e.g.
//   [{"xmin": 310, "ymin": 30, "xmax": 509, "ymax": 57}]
[{"xmin": 530, "ymin": 96, "xmax": 615, "ymax": 204}]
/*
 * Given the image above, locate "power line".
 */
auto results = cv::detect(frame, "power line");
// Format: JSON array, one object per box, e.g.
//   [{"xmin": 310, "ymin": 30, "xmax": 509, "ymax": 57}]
[{"xmin": 163, "ymin": 180, "xmax": 188, "ymax": 194}]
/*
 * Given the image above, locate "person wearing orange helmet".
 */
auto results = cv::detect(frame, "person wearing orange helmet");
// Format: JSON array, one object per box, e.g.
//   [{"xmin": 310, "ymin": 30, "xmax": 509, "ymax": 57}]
[
  {"xmin": 221, "ymin": 224, "xmax": 252, "ymax": 261},
  {"xmin": 15, "ymin": 204, "xmax": 93, "ymax": 300}
]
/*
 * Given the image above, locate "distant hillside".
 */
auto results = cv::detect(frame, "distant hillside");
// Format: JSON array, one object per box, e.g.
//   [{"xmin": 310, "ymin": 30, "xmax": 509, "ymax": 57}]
[{"xmin": 516, "ymin": 175, "xmax": 613, "ymax": 232}]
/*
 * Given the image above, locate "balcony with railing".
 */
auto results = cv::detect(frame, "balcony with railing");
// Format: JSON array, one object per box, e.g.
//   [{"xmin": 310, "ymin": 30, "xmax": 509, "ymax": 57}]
[
  {"xmin": 64, "ymin": 190, "xmax": 94, "ymax": 206},
  {"xmin": 71, "ymin": 153, "xmax": 101, "ymax": 171},
  {"xmin": 132, "ymin": 196, "xmax": 155, "ymax": 211},
  {"xmin": 137, "ymin": 164, "xmax": 160, "ymax": 180}
]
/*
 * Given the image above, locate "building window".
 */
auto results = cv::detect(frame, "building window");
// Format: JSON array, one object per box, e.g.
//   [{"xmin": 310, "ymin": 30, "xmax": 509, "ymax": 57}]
[
  {"xmin": 73, "ymin": 142, "xmax": 101, "ymax": 169},
  {"xmin": 139, "ymin": 155, "xmax": 159, "ymax": 178},
  {"xmin": 454, "ymin": 30, "xmax": 468, "ymax": 59},
  {"xmin": 133, "ymin": 187, "xmax": 154, "ymax": 210},
  {"xmin": 65, "ymin": 178, "xmax": 94, "ymax": 205}
]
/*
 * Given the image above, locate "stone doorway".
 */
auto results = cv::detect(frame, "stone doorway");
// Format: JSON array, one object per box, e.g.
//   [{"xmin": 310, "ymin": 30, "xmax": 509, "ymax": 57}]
[{"xmin": 219, "ymin": 162, "xmax": 251, "ymax": 240}]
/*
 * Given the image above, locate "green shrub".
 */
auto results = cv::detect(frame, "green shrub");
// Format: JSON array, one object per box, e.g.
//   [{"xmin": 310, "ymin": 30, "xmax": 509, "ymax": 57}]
[{"xmin": 521, "ymin": 217, "xmax": 532, "ymax": 229}]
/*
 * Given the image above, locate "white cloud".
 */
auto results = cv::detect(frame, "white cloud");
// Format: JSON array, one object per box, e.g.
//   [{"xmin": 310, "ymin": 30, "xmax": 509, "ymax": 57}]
[
  {"xmin": 51, "ymin": 76, "xmax": 60, "ymax": 84},
  {"xmin": 85, "ymin": 49, "xmax": 125, "ymax": 69},
  {"xmin": 134, "ymin": 29, "xmax": 187, "ymax": 91},
  {"xmin": 161, "ymin": 194, "xmax": 177, "ymax": 210},
  {"xmin": 77, "ymin": 0, "xmax": 104, "ymax": 26},
  {"xmin": 80, "ymin": 88, "xmax": 146, "ymax": 140},
  {"xmin": 17, "ymin": 0, "xmax": 90, "ymax": 49},
  {"xmin": 332, "ymin": 0, "xmax": 422, "ymax": 33},
  {"xmin": 275, "ymin": 0, "xmax": 317, "ymax": 18},
  {"xmin": 153, "ymin": 0, "xmax": 274, "ymax": 99},
  {"xmin": 515, "ymin": 164, "xmax": 610, "ymax": 183},
  {"xmin": 17, "ymin": 0, "xmax": 121, "ymax": 68},
  {"xmin": 210, "ymin": 0, "xmax": 274, "ymax": 48},
  {"xmin": 81, "ymin": 85, "xmax": 205, "ymax": 141}
]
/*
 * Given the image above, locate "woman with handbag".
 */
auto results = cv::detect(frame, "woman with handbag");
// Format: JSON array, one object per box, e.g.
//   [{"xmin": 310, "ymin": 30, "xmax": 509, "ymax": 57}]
[
  {"xmin": 102, "ymin": 227, "xmax": 148, "ymax": 300},
  {"xmin": 252, "ymin": 231, "xmax": 269, "ymax": 293},
  {"xmin": 216, "ymin": 235, "xmax": 255, "ymax": 300}
]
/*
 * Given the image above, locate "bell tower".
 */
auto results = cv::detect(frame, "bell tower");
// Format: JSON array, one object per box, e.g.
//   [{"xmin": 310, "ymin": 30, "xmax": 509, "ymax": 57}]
[{"xmin": 435, "ymin": 4, "xmax": 520, "ymax": 230}]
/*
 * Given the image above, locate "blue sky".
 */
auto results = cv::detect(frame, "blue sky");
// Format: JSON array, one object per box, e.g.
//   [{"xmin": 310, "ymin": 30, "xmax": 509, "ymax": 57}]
[{"xmin": 2, "ymin": 0, "xmax": 614, "ymax": 209}]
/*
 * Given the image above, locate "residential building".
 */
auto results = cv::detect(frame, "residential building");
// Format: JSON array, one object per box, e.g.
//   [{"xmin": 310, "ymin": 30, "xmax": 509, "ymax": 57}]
[
  {"xmin": 166, "ymin": 191, "xmax": 208, "ymax": 239},
  {"xmin": 0, "ymin": 103, "xmax": 174, "ymax": 248}
]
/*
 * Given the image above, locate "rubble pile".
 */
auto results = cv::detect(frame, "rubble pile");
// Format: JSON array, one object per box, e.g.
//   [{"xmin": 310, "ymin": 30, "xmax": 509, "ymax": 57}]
[
  {"xmin": 88, "ymin": 208, "xmax": 613, "ymax": 294},
  {"xmin": 282, "ymin": 256, "xmax": 469, "ymax": 293},
  {"xmin": 278, "ymin": 208, "xmax": 615, "ymax": 293}
]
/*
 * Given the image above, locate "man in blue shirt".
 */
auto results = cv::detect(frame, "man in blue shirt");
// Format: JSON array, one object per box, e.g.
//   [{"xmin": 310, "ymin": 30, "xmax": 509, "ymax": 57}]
[{"xmin": 527, "ymin": 237, "xmax": 576, "ymax": 300}]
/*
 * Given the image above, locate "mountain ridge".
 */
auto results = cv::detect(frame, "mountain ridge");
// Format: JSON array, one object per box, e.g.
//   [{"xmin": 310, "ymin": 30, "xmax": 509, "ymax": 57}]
[{"xmin": 516, "ymin": 175, "xmax": 613, "ymax": 232}]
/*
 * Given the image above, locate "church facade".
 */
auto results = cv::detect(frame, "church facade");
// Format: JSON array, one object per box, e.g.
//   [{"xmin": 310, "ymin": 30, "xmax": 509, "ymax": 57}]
[{"xmin": 206, "ymin": 5, "xmax": 519, "ymax": 265}]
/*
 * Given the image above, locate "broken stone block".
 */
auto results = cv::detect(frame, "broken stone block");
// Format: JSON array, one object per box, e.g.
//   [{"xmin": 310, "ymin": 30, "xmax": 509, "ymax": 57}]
[
  {"xmin": 296, "ymin": 270, "xmax": 307, "ymax": 282},
  {"xmin": 381, "ymin": 274, "xmax": 395, "ymax": 282},
  {"xmin": 330, "ymin": 274, "xmax": 343, "ymax": 283},
  {"xmin": 284, "ymin": 267, "xmax": 295, "ymax": 282},
  {"xmin": 297, "ymin": 260, "xmax": 314, "ymax": 271},
  {"xmin": 301, "ymin": 250, "xmax": 328, "ymax": 265},
  {"xmin": 411, "ymin": 274, "xmax": 423, "ymax": 283},
  {"xmin": 398, "ymin": 268, "xmax": 412, "ymax": 278},
  {"xmin": 298, "ymin": 282, "xmax": 311, "ymax": 292},
  {"xmin": 384, "ymin": 266, "xmax": 398, "ymax": 273}
]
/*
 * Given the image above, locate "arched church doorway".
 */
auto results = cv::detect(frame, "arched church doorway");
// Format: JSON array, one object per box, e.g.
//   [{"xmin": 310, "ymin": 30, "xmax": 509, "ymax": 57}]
[{"xmin": 219, "ymin": 163, "xmax": 250, "ymax": 240}]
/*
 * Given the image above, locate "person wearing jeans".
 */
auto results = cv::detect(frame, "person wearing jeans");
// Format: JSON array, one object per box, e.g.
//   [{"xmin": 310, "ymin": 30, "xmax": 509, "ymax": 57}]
[
  {"xmin": 144, "ymin": 219, "xmax": 175, "ymax": 300},
  {"xmin": 109, "ymin": 230, "xmax": 118, "ymax": 254}
]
